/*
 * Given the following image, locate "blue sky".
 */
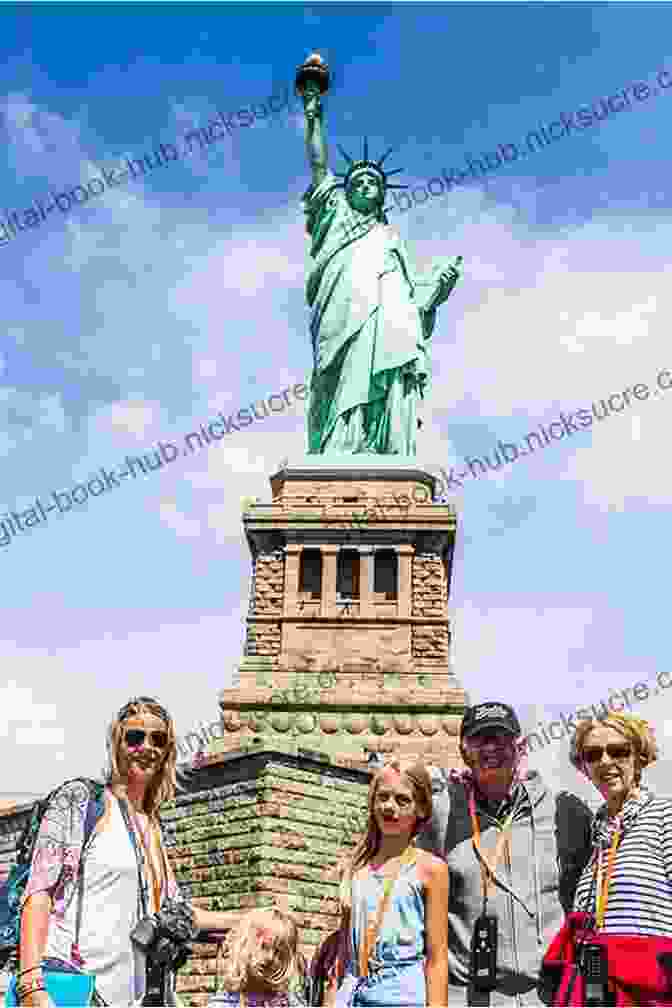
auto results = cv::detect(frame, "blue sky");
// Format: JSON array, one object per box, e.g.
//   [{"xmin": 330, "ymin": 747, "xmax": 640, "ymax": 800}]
[{"xmin": 2, "ymin": 1, "xmax": 672, "ymax": 804}]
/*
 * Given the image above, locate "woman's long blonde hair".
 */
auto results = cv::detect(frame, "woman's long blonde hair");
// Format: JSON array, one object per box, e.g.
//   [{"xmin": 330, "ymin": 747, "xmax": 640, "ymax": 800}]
[
  {"xmin": 105, "ymin": 696, "xmax": 177, "ymax": 817},
  {"xmin": 337, "ymin": 757, "xmax": 433, "ymax": 911},
  {"xmin": 219, "ymin": 908, "xmax": 301, "ymax": 994}
]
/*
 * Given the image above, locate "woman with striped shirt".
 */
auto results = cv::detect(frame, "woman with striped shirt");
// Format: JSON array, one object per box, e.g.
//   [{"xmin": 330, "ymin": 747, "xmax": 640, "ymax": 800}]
[
  {"xmin": 571, "ymin": 712, "xmax": 672, "ymax": 937},
  {"xmin": 543, "ymin": 712, "xmax": 672, "ymax": 1005}
]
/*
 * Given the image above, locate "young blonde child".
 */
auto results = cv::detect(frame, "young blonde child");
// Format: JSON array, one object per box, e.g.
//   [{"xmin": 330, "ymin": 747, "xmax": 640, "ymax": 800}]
[
  {"xmin": 321, "ymin": 757, "xmax": 449, "ymax": 1008},
  {"xmin": 208, "ymin": 908, "xmax": 306, "ymax": 1007}
]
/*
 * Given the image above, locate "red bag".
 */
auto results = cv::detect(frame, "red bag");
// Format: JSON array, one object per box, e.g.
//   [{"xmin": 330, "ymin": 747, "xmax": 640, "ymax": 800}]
[{"xmin": 541, "ymin": 912, "xmax": 672, "ymax": 1006}]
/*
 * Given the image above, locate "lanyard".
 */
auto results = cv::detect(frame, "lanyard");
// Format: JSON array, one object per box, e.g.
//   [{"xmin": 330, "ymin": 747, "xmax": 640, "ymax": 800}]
[
  {"xmin": 468, "ymin": 789, "xmax": 515, "ymax": 913},
  {"xmin": 358, "ymin": 846, "xmax": 417, "ymax": 977},
  {"xmin": 118, "ymin": 797, "xmax": 150, "ymax": 919},
  {"xmin": 593, "ymin": 825, "xmax": 621, "ymax": 930},
  {"xmin": 132, "ymin": 812, "xmax": 165, "ymax": 913}
]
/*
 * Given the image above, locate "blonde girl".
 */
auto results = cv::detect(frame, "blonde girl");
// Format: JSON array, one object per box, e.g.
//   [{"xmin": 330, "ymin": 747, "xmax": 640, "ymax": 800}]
[
  {"xmin": 324, "ymin": 757, "xmax": 449, "ymax": 1008},
  {"xmin": 208, "ymin": 908, "xmax": 306, "ymax": 1007}
]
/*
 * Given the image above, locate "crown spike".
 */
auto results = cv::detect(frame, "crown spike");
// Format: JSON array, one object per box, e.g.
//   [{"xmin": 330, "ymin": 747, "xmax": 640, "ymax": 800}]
[
  {"xmin": 363, "ymin": 136, "xmax": 368, "ymax": 162},
  {"xmin": 377, "ymin": 146, "xmax": 396, "ymax": 167},
  {"xmin": 337, "ymin": 144, "xmax": 354, "ymax": 165},
  {"xmin": 384, "ymin": 167, "xmax": 405, "ymax": 176},
  {"xmin": 386, "ymin": 183, "xmax": 410, "ymax": 189}
]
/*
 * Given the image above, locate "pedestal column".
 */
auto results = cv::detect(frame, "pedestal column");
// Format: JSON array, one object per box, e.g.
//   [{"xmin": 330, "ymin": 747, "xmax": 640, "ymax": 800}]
[
  {"xmin": 320, "ymin": 545, "xmax": 339, "ymax": 618},
  {"xmin": 283, "ymin": 544, "xmax": 302, "ymax": 617},
  {"xmin": 359, "ymin": 547, "xmax": 375, "ymax": 619},
  {"xmin": 397, "ymin": 544, "xmax": 414, "ymax": 617}
]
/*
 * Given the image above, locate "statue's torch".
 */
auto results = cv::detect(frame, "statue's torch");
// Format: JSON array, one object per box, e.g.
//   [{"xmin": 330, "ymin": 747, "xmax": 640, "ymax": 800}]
[{"xmin": 295, "ymin": 52, "xmax": 331, "ymax": 120}]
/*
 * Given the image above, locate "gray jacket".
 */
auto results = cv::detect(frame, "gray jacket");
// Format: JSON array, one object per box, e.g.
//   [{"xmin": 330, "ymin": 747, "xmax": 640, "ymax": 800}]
[{"xmin": 416, "ymin": 770, "xmax": 592, "ymax": 1005}]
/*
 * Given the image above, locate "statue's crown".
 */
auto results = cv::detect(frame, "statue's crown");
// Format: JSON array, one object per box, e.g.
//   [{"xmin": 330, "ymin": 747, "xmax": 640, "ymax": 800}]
[{"xmin": 335, "ymin": 137, "xmax": 408, "ymax": 192}]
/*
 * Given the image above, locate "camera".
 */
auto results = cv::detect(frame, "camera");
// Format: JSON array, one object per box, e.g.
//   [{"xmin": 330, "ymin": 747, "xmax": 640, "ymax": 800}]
[
  {"xmin": 143, "ymin": 958, "xmax": 171, "ymax": 1007},
  {"xmin": 130, "ymin": 916, "xmax": 169, "ymax": 1006},
  {"xmin": 470, "ymin": 913, "xmax": 498, "ymax": 991},
  {"xmin": 580, "ymin": 943, "xmax": 609, "ymax": 1006},
  {"xmin": 130, "ymin": 903, "xmax": 195, "ymax": 1006}
]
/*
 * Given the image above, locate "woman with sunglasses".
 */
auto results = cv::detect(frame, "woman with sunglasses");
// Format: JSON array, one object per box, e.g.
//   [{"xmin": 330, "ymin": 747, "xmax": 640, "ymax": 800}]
[
  {"xmin": 543, "ymin": 712, "xmax": 672, "ymax": 1005},
  {"xmin": 13, "ymin": 697, "xmax": 238, "ymax": 1007}
]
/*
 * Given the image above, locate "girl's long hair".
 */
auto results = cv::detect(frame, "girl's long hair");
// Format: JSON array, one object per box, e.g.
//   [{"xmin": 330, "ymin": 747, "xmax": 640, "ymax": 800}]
[
  {"xmin": 219, "ymin": 908, "xmax": 301, "ymax": 994},
  {"xmin": 337, "ymin": 757, "xmax": 433, "ymax": 911},
  {"xmin": 105, "ymin": 696, "xmax": 177, "ymax": 818}
]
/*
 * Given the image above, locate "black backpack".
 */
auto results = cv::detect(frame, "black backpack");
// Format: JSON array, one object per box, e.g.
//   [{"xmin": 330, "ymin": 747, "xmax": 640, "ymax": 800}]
[{"xmin": 0, "ymin": 777, "xmax": 105, "ymax": 969}]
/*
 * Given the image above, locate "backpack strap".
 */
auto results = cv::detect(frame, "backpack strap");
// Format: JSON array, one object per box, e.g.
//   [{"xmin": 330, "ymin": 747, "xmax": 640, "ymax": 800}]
[
  {"xmin": 72, "ymin": 859, "xmax": 86, "ymax": 966},
  {"xmin": 69, "ymin": 779, "xmax": 105, "ymax": 967}
]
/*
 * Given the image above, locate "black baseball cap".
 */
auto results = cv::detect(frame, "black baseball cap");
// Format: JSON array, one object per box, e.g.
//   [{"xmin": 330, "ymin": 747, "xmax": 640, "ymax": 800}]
[{"xmin": 460, "ymin": 702, "xmax": 521, "ymax": 740}]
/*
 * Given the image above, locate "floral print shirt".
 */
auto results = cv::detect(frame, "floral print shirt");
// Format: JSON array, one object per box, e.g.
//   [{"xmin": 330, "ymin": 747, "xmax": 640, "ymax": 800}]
[{"xmin": 20, "ymin": 780, "xmax": 182, "ymax": 925}]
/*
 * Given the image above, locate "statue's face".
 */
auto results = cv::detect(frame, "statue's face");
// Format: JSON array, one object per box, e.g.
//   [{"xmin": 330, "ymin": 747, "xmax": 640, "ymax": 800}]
[{"xmin": 346, "ymin": 171, "xmax": 383, "ymax": 214}]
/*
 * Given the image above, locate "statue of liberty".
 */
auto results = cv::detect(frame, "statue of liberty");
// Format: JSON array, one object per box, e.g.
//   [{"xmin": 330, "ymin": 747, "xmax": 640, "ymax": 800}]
[{"xmin": 296, "ymin": 53, "xmax": 462, "ymax": 457}]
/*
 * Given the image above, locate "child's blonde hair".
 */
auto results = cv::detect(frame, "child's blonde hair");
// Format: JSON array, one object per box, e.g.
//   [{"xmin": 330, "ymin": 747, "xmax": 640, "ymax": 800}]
[
  {"xmin": 338, "ymin": 756, "xmax": 433, "ymax": 910},
  {"xmin": 219, "ymin": 908, "xmax": 301, "ymax": 994}
]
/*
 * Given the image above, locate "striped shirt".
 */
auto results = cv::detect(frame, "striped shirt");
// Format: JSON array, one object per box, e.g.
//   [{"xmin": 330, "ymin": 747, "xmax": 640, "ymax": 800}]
[{"xmin": 573, "ymin": 789, "xmax": 672, "ymax": 935}]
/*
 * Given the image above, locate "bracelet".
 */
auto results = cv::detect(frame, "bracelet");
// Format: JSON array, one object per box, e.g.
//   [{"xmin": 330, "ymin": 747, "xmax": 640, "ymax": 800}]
[
  {"xmin": 16, "ymin": 979, "xmax": 46, "ymax": 996},
  {"xmin": 17, "ymin": 984, "xmax": 46, "ymax": 1002},
  {"xmin": 16, "ymin": 983, "xmax": 46, "ymax": 999},
  {"xmin": 17, "ymin": 965, "xmax": 43, "ymax": 979}
]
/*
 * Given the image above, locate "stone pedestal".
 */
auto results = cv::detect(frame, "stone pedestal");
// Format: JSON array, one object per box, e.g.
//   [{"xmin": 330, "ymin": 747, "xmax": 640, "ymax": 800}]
[
  {"xmin": 164, "ymin": 748, "xmax": 372, "ymax": 1004},
  {"xmin": 212, "ymin": 459, "xmax": 467, "ymax": 769}
]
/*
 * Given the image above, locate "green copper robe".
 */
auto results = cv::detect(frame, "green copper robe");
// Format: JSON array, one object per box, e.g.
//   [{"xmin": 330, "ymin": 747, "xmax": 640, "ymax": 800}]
[{"xmin": 304, "ymin": 172, "xmax": 438, "ymax": 456}]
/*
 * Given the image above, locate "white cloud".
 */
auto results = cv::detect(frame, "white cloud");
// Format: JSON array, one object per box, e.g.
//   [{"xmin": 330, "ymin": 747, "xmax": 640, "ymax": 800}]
[
  {"xmin": 561, "ymin": 385, "xmax": 672, "ymax": 511},
  {"xmin": 409, "ymin": 192, "xmax": 672, "ymax": 421},
  {"xmin": 454, "ymin": 600, "xmax": 596, "ymax": 707},
  {"xmin": 197, "ymin": 358, "xmax": 218, "ymax": 379},
  {"xmin": 103, "ymin": 400, "xmax": 163, "ymax": 439},
  {"xmin": 158, "ymin": 423, "xmax": 306, "ymax": 545},
  {"xmin": 0, "ymin": 679, "xmax": 62, "ymax": 744},
  {"xmin": 157, "ymin": 494, "xmax": 202, "ymax": 539}
]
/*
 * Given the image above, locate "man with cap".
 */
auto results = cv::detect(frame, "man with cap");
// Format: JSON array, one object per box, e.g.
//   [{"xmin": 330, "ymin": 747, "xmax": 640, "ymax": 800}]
[{"xmin": 417, "ymin": 701, "xmax": 593, "ymax": 1006}]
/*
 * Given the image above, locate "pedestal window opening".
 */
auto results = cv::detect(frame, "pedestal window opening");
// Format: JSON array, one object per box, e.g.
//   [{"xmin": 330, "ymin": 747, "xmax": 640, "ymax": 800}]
[
  {"xmin": 337, "ymin": 549, "xmax": 360, "ymax": 600},
  {"xmin": 374, "ymin": 549, "xmax": 398, "ymax": 600},
  {"xmin": 299, "ymin": 548, "xmax": 323, "ymax": 598}
]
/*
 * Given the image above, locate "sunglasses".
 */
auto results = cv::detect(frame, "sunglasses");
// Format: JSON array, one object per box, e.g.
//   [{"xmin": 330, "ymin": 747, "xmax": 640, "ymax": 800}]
[
  {"xmin": 124, "ymin": 728, "xmax": 170, "ymax": 750},
  {"xmin": 582, "ymin": 743, "xmax": 632, "ymax": 764}
]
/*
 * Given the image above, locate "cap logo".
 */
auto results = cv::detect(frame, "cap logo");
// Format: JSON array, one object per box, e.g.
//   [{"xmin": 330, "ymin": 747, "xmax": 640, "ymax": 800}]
[{"xmin": 474, "ymin": 704, "xmax": 510, "ymax": 720}]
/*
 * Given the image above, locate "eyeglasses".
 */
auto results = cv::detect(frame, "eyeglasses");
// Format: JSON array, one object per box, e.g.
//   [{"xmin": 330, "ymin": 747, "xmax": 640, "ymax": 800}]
[
  {"xmin": 582, "ymin": 743, "xmax": 632, "ymax": 764},
  {"xmin": 124, "ymin": 729, "xmax": 170, "ymax": 750},
  {"xmin": 117, "ymin": 696, "xmax": 170, "ymax": 723}
]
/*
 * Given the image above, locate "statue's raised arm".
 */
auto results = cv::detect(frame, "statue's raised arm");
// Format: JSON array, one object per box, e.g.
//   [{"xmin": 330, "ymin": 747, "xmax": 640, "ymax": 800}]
[
  {"xmin": 294, "ymin": 52, "xmax": 463, "ymax": 458},
  {"xmin": 295, "ymin": 53, "xmax": 330, "ymax": 188}
]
